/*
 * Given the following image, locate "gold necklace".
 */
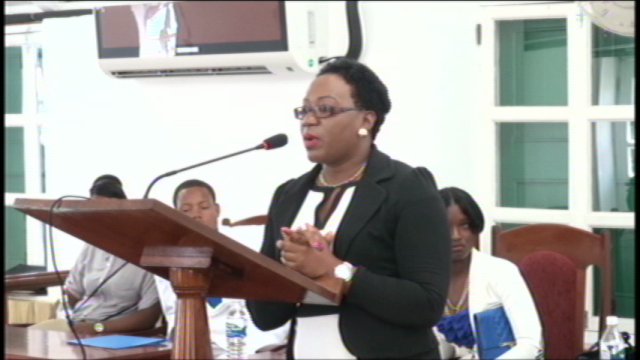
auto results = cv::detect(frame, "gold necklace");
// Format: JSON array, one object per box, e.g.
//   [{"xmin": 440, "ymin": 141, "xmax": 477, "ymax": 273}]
[
  {"xmin": 446, "ymin": 277, "xmax": 469, "ymax": 315},
  {"xmin": 318, "ymin": 164, "xmax": 366, "ymax": 187}
]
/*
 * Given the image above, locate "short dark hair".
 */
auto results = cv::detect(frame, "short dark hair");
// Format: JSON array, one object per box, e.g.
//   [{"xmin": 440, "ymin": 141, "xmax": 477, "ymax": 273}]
[
  {"xmin": 90, "ymin": 174, "xmax": 127, "ymax": 199},
  {"xmin": 172, "ymin": 179, "xmax": 216, "ymax": 208},
  {"xmin": 317, "ymin": 58, "xmax": 391, "ymax": 140},
  {"xmin": 439, "ymin": 187, "xmax": 485, "ymax": 235}
]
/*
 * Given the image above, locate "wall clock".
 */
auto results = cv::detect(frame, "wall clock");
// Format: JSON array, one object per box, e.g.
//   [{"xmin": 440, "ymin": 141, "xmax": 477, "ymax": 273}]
[{"xmin": 578, "ymin": 1, "xmax": 635, "ymax": 37}]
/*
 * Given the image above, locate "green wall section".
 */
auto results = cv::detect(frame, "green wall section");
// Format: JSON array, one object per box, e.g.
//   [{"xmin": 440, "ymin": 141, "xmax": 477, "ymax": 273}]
[
  {"xmin": 5, "ymin": 48, "xmax": 27, "ymax": 271},
  {"xmin": 5, "ymin": 46, "xmax": 22, "ymax": 114},
  {"xmin": 499, "ymin": 123, "xmax": 569, "ymax": 210},
  {"xmin": 498, "ymin": 19, "xmax": 568, "ymax": 106},
  {"xmin": 5, "ymin": 206, "xmax": 27, "ymax": 271}
]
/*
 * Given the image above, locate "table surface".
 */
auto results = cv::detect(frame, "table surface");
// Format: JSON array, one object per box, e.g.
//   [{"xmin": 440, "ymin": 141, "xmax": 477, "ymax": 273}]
[{"xmin": 5, "ymin": 325, "xmax": 171, "ymax": 360}]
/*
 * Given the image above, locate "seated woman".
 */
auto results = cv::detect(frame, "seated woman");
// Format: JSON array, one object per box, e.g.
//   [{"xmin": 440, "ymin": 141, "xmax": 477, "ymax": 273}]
[
  {"xmin": 30, "ymin": 175, "xmax": 162, "ymax": 335},
  {"xmin": 435, "ymin": 187, "xmax": 543, "ymax": 359}
]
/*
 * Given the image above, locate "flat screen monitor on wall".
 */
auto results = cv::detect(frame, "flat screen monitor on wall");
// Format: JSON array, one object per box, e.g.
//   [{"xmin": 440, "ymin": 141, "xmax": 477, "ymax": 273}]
[{"xmin": 95, "ymin": 1, "xmax": 287, "ymax": 59}]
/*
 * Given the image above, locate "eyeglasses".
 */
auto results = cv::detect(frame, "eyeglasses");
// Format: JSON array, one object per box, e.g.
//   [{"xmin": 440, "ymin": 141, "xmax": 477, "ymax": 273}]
[{"xmin": 293, "ymin": 105, "xmax": 361, "ymax": 120}]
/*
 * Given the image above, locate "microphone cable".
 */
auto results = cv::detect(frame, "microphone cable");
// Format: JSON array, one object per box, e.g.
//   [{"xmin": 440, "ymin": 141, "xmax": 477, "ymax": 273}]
[
  {"xmin": 48, "ymin": 195, "xmax": 133, "ymax": 360},
  {"xmin": 70, "ymin": 261, "xmax": 128, "ymax": 318},
  {"xmin": 48, "ymin": 195, "xmax": 90, "ymax": 360}
]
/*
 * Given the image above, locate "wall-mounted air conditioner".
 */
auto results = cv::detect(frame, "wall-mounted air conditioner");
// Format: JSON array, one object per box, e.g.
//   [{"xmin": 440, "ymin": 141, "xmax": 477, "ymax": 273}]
[{"xmin": 95, "ymin": 1, "xmax": 355, "ymax": 79}]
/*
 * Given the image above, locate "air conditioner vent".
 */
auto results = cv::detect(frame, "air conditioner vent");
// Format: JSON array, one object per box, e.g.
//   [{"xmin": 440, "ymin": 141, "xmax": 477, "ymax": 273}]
[
  {"xmin": 95, "ymin": 2, "xmax": 343, "ymax": 78},
  {"xmin": 111, "ymin": 66, "xmax": 273, "ymax": 78}
]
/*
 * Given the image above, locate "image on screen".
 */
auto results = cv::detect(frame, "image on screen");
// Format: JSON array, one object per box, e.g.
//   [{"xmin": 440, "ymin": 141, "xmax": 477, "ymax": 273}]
[{"xmin": 95, "ymin": 1, "xmax": 287, "ymax": 59}]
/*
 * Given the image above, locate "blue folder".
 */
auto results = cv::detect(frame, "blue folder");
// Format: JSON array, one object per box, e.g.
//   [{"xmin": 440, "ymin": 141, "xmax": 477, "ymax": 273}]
[
  {"xmin": 68, "ymin": 334, "xmax": 167, "ymax": 349},
  {"xmin": 474, "ymin": 306, "xmax": 516, "ymax": 360}
]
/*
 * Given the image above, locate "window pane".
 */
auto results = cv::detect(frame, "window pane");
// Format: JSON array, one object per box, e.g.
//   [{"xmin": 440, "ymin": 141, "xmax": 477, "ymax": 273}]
[
  {"xmin": 496, "ymin": 222, "xmax": 530, "ymax": 231},
  {"xmin": 4, "ymin": 42, "xmax": 45, "ymax": 114},
  {"xmin": 5, "ymin": 46, "xmax": 23, "ymax": 114},
  {"xmin": 497, "ymin": 19, "xmax": 568, "ymax": 106},
  {"xmin": 498, "ymin": 123, "xmax": 569, "ymax": 209},
  {"xmin": 592, "ymin": 25, "xmax": 635, "ymax": 106},
  {"xmin": 5, "ymin": 205, "xmax": 27, "ymax": 271},
  {"xmin": 593, "ymin": 228, "xmax": 635, "ymax": 319},
  {"xmin": 5, "ymin": 127, "xmax": 25, "ymax": 193},
  {"xmin": 592, "ymin": 121, "xmax": 635, "ymax": 212}
]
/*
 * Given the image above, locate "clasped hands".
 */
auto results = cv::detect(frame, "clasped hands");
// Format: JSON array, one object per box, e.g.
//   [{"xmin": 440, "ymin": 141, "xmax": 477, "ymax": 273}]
[{"xmin": 277, "ymin": 224, "xmax": 343, "ymax": 282}]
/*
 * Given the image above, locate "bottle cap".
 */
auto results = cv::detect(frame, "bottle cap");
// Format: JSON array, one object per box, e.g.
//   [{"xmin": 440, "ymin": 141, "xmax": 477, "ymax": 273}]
[{"xmin": 606, "ymin": 316, "xmax": 619, "ymax": 326}]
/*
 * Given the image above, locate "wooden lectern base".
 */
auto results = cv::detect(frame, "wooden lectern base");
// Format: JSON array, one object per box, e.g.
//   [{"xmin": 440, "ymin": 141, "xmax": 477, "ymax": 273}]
[
  {"xmin": 142, "ymin": 246, "xmax": 214, "ymax": 360},
  {"xmin": 171, "ymin": 267, "xmax": 213, "ymax": 360}
]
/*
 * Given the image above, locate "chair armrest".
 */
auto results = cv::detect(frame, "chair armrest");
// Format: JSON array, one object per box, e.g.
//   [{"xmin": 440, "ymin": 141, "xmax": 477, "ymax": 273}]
[
  {"xmin": 5, "ymin": 270, "xmax": 70, "ymax": 292},
  {"xmin": 222, "ymin": 215, "xmax": 268, "ymax": 227}
]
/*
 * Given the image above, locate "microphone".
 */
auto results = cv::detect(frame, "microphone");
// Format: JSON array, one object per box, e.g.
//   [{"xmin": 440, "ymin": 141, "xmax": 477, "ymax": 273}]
[
  {"xmin": 261, "ymin": 133, "xmax": 288, "ymax": 150},
  {"xmin": 143, "ymin": 133, "xmax": 288, "ymax": 198}
]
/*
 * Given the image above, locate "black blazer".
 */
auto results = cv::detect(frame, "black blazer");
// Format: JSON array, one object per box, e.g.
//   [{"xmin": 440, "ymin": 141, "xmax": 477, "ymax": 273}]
[{"xmin": 246, "ymin": 147, "xmax": 451, "ymax": 359}]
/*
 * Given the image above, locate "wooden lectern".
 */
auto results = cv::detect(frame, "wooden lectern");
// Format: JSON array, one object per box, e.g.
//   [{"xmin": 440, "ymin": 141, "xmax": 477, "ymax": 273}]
[{"xmin": 13, "ymin": 198, "xmax": 340, "ymax": 360}]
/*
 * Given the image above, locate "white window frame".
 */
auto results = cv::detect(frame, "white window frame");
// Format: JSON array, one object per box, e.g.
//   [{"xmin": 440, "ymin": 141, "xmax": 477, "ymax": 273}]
[
  {"xmin": 478, "ymin": 2, "xmax": 635, "ymax": 342},
  {"xmin": 5, "ymin": 25, "xmax": 49, "ymax": 268}
]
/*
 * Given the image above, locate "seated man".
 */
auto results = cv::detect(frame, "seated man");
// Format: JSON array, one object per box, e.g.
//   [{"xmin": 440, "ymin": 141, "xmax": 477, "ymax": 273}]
[
  {"xmin": 155, "ymin": 179, "xmax": 289, "ymax": 358},
  {"xmin": 30, "ymin": 175, "xmax": 162, "ymax": 335}
]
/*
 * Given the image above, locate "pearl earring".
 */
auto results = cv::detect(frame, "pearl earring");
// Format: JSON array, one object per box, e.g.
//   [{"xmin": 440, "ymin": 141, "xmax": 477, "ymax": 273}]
[{"xmin": 357, "ymin": 128, "xmax": 369, "ymax": 137}]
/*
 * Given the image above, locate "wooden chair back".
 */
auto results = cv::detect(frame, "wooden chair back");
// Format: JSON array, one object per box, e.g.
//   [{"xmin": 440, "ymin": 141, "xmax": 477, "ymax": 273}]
[{"xmin": 492, "ymin": 224, "xmax": 614, "ymax": 359}]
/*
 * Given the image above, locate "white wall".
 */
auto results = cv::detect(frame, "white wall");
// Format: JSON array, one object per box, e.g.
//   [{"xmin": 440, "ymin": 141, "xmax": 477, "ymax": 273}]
[{"xmin": 39, "ymin": 1, "xmax": 482, "ymax": 271}]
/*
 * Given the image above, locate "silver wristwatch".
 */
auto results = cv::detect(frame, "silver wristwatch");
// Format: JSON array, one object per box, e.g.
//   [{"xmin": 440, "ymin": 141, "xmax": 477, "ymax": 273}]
[
  {"xmin": 93, "ymin": 322, "xmax": 105, "ymax": 333},
  {"xmin": 334, "ymin": 262, "xmax": 356, "ymax": 282}
]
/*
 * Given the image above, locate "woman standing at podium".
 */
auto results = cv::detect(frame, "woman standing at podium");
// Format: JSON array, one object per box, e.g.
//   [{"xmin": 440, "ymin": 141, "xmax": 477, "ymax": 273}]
[
  {"xmin": 30, "ymin": 175, "xmax": 162, "ymax": 335},
  {"xmin": 246, "ymin": 58, "xmax": 451, "ymax": 359}
]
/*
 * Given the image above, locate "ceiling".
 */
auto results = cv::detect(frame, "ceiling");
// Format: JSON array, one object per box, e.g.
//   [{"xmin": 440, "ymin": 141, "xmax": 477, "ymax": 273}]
[
  {"xmin": 5, "ymin": 1, "xmax": 576, "ymax": 15},
  {"xmin": 5, "ymin": 1, "xmax": 158, "ymax": 15}
]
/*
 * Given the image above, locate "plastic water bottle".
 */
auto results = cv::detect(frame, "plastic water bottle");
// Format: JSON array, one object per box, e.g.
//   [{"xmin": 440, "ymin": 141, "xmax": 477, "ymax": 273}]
[
  {"xmin": 226, "ymin": 300, "xmax": 248, "ymax": 360},
  {"xmin": 600, "ymin": 316, "xmax": 626, "ymax": 360}
]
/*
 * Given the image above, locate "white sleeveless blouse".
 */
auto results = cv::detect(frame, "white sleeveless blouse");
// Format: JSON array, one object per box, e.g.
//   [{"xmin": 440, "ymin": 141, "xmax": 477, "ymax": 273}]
[{"xmin": 290, "ymin": 187, "xmax": 357, "ymax": 360}]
